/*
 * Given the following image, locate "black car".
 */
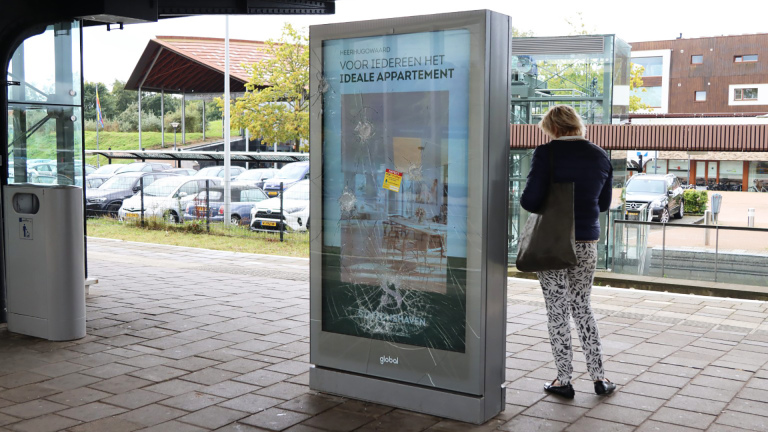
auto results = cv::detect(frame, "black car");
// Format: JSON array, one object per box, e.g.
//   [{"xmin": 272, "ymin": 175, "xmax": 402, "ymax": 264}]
[
  {"xmin": 85, "ymin": 171, "xmax": 177, "ymax": 217},
  {"xmin": 624, "ymin": 173, "xmax": 684, "ymax": 223}
]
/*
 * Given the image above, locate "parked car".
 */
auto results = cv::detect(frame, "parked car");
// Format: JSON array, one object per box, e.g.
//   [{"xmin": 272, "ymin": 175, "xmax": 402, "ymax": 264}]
[
  {"xmin": 183, "ymin": 186, "xmax": 268, "ymax": 226},
  {"xmin": 195, "ymin": 165, "xmax": 245, "ymax": 181},
  {"xmin": 167, "ymin": 168, "xmax": 198, "ymax": 176},
  {"xmin": 119, "ymin": 176, "xmax": 222, "ymax": 223},
  {"xmin": 624, "ymin": 173, "xmax": 684, "ymax": 223},
  {"xmin": 27, "ymin": 161, "xmax": 58, "ymax": 182},
  {"xmin": 84, "ymin": 165, "xmax": 97, "ymax": 176},
  {"xmin": 87, "ymin": 163, "xmax": 128, "ymax": 184},
  {"xmin": 250, "ymin": 180, "xmax": 310, "ymax": 232},
  {"xmin": 85, "ymin": 177, "xmax": 107, "ymax": 189},
  {"xmin": 86, "ymin": 172, "xmax": 177, "ymax": 217},
  {"xmin": 262, "ymin": 161, "xmax": 309, "ymax": 198},
  {"xmin": 115, "ymin": 162, "xmax": 173, "ymax": 174},
  {"xmin": 232, "ymin": 168, "xmax": 277, "ymax": 189}
]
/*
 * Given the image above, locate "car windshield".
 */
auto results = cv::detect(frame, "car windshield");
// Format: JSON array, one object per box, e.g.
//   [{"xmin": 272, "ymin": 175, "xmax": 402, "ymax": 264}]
[
  {"xmin": 284, "ymin": 182, "xmax": 310, "ymax": 200},
  {"xmin": 91, "ymin": 164, "xmax": 122, "ymax": 175},
  {"xmin": 195, "ymin": 167, "xmax": 221, "ymax": 177},
  {"xmin": 143, "ymin": 177, "xmax": 186, "ymax": 197},
  {"xmin": 116, "ymin": 164, "xmax": 145, "ymax": 174},
  {"xmin": 198, "ymin": 190, "xmax": 224, "ymax": 201},
  {"xmin": 99, "ymin": 175, "xmax": 139, "ymax": 190},
  {"xmin": 274, "ymin": 163, "xmax": 307, "ymax": 180},
  {"xmin": 238, "ymin": 170, "xmax": 270, "ymax": 180},
  {"xmin": 240, "ymin": 189, "xmax": 267, "ymax": 202},
  {"xmin": 627, "ymin": 179, "xmax": 666, "ymax": 194}
]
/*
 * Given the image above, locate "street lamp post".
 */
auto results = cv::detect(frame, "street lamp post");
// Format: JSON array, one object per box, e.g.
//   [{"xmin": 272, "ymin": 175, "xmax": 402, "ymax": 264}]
[{"xmin": 171, "ymin": 122, "xmax": 180, "ymax": 151}]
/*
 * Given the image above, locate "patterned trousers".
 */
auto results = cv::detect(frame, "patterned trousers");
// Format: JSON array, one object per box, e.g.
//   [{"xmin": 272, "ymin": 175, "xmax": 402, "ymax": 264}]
[{"xmin": 537, "ymin": 242, "xmax": 604, "ymax": 386}]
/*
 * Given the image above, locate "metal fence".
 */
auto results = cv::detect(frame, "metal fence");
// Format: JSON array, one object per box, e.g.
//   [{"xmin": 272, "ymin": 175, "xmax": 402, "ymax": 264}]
[
  {"xmin": 612, "ymin": 218, "xmax": 768, "ymax": 286},
  {"xmin": 85, "ymin": 174, "xmax": 310, "ymax": 242}
]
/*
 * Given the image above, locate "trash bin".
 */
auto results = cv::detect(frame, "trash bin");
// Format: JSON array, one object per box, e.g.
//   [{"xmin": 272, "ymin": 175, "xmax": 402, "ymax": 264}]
[{"xmin": 3, "ymin": 184, "xmax": 85, "ymax": 341}]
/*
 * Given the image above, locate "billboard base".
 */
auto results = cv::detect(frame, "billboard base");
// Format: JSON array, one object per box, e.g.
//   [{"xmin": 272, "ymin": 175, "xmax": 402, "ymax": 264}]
[{"xmin": 310, "ymin": 366, "xmax": 504, "ymax": 425}]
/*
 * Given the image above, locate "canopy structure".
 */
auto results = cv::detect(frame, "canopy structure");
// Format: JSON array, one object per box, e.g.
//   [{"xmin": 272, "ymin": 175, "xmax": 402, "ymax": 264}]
[
  {"xmin": 125, "ymin": 36, "xmax": 271, "ymax": 94},
  {"xmin": 85, "ymin": 149, "xmax": 308, "ymax": 166},
  {"xmin": 124, "ymin": 35, "xmax": 274, "ymax": 148}
]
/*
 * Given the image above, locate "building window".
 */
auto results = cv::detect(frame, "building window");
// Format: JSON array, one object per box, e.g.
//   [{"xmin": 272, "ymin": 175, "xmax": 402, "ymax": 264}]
[
  {"xmin": 695, "ymin": 91, "xmax": 707, "ymax": 101},
  {"xmin": 734, "ymin": 88, "xmax": 758, "ymax": 100},
  {"xmin": 692, "ymin": 55, "xmax": 703, "ymax": 64},
  {"xmin": 734, "ymin": 54, "xmax": 758, "ymax": 63},
  {"xmin": 632, "ymin": 56, "xmax": 663, "ymax": 77},
  {"xmin": 632, "ymin": 86, "xmax": 662, "ymax": 108}
]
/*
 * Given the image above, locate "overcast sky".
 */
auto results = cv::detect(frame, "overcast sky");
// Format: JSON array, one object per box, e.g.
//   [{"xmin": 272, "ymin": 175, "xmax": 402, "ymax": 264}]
[{"xmin": 82, "ymin": 0, "xmax": 768, "ymax": 87}]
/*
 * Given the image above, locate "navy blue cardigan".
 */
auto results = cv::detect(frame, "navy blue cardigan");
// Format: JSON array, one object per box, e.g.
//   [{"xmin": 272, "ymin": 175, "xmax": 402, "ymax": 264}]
[{"xmin": 519, "ymin": 139, "xmax": 613, "ymax": 242}]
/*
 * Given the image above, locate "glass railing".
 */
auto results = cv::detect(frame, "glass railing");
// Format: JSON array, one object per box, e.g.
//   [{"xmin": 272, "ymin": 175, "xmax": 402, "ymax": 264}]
[
  {"xmin": 609, "ymin": 204, "xmax": 652, "ymax": 273},
  {"xmin": 612, "ymin": 219, "xmax": 768, "ymax": 286}
]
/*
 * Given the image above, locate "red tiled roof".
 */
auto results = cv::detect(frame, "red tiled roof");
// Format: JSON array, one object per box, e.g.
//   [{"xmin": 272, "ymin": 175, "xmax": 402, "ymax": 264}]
[{"xmin": 125, "ymin": 36, "xmax": 275, "ymax": 93}]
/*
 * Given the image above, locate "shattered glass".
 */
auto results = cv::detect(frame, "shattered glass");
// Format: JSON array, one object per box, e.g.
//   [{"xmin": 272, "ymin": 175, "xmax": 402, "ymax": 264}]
[{"xmin": 318, "ymin": 29, "xmax": 472, "ymax": 356}]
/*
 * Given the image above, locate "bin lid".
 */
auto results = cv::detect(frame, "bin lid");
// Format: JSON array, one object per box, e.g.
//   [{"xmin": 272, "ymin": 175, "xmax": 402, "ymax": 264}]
[{"xmin": 4, "ymin": 183, "xmax": 81, "ymax": 190}]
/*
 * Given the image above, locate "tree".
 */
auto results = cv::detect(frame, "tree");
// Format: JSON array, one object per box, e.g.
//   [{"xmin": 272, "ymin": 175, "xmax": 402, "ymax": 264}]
[
  {"xmin": 111, "ymin": 80, "xmax": 136, "ymax": 114},
  {"xmin": 224, "ymin": 23, "xmax": 308, "ymax": 151},
  {"xmin": 512, "ymin": 27, "xmax": 534, "ymax": 38},
  {"xmin": 629, "ymin": 63, "xmax": 651, "ymax": 112},
  {"xmin": 565, "ymin": 12, "xmax": 596, "ymax": 36},
  {"xmin": 83, "ymin": 81, "xmax": 114, "ymax": 122}
]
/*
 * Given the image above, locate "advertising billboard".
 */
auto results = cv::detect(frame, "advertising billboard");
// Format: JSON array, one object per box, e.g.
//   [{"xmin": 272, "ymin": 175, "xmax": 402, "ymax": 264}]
[
  {"xmin": 321, "ymin": 29, "xmax": 470, "ymax": 353},
  {"xmin": 310, "ymin": 11, "xmax": 510, "ymax": 424}
]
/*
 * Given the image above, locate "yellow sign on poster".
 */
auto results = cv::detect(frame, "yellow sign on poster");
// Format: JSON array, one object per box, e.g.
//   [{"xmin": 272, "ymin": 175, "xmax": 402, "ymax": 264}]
[{"xmin": 383, "ymin": 169, "xmax": 403, "ymax": 192}]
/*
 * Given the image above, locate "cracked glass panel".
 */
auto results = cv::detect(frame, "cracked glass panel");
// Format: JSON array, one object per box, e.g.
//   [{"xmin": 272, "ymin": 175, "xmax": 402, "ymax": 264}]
[{"xmin": 321, "ymin": 30, "xmax": 471, "ymax": 353}]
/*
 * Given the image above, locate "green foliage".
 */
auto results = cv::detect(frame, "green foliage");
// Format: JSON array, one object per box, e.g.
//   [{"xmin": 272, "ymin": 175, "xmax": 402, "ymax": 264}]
[
  {"xmin": 512, "ymin": 27, "xmax": 534, "ymax": 37},
  {"xmin": 83, "ymin": 81, "xmax": 115, "ymax": 122},
  {"xmin": 565, "ymin": 12, "xmax": 596, "ymax": 35},
  {"xmin": 224, "ymin": 23, "xmax": 308, "ymax": 150},
  {"xmin": 111, "ymin": 80, "xmax": 136, "ymax": 114},
  {"xmin": 629, "ymin": 63, "xmax": 650, "ymax": 113},
  {"xmin": 683, "ymin": 189, "xmax": 708, "ymax": 214}
]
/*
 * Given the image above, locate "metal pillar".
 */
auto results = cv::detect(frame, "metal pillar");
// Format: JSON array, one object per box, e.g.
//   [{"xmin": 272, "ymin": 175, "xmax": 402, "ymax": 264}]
[
  {"xmin": 245, "ymin": 128, "xmax": 249, "ymax": 169},
  {"xmin": 223, "ymin": 15, "xmax": 231, "ymax": 225},
  {"xmin": 160, "ymin": 89, "xmax": 164, "ymax": 148},
  {"xmin": 202, "ymin": 100, "xmax": 206, "ymax": 140},
  {"xmin": 138, "ymin": 87, "xmax": 142, "ymax": 150},
  {"xmin": 181, "ymin": 92, "xmax": 186, "ymax": 145}
]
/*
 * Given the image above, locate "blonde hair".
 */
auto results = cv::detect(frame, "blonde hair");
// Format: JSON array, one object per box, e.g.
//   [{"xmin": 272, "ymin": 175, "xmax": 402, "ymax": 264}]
[{"xmin": 538, "ymin": 105, "xmax": 586, "ymax": 139}]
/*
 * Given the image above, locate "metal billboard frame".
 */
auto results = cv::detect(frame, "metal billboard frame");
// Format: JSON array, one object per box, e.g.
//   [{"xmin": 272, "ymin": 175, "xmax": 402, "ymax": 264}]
[{"xmin": 308, "ymin": 10, "xmax": 511, "ymax": 424}]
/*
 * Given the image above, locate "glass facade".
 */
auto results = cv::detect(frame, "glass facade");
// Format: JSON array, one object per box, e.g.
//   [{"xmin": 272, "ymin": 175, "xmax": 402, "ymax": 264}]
[
  {"xmin": 508, "ymin": 35, "xmax": 630, "ymax": 268},
  {"xmin": 6, "ymin": 21, "xmax": 84, "ymax": 187}
]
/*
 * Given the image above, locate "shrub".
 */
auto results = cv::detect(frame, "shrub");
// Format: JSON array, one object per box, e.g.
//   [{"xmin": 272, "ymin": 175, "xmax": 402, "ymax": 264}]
[{"xmin": 683, "ymin": 189, "xmax": 708, "ymax": 214}]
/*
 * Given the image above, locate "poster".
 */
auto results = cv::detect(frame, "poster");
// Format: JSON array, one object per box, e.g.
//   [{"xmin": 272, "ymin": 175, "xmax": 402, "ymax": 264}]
[{"xmin": 321, "ymin": 30, "xmax": 470, "ymax": 352}]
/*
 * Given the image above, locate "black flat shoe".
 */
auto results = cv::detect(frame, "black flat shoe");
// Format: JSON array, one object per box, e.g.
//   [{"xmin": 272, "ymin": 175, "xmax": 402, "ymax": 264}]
[
  {"xmin": 544, "ymin": 380, "xmax": 575, "ymax": 399},
  {"xmin": 594, "ymin": 379, "xmax": 616, "ymax": 395}
]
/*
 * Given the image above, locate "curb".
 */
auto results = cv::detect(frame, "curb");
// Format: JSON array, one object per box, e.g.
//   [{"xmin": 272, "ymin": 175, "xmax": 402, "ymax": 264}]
[{"xmin": 508, "ymin": 267, "xmax": 768, "ymax": 301}]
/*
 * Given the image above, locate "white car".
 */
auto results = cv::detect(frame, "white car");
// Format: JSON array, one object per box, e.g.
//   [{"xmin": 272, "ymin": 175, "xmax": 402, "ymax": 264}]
[
  {"xmin": 250, "ymin": 180, "xmax": 310, "ymax": 232},
  {"xmin": 119, "ymin": 176, "xmax": 222, "ymax": 223}
]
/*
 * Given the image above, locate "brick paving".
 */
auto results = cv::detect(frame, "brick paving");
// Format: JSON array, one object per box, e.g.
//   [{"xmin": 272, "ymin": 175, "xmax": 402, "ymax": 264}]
[{"xmin": 1, "ymin": 237, "xmax": 768, "ymax": 431}]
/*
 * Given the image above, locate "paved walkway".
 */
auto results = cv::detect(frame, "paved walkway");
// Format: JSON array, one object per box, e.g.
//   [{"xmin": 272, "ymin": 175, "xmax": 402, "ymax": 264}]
[{"xmin": 1, "ymin": 238, "xmax": 768, "ymax": 431}]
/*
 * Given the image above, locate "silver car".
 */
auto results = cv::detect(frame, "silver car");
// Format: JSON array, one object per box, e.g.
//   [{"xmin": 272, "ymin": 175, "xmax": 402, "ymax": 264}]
[{"xmin": 119, "ymin": 176, "xmax": 222, "ymax": 223}]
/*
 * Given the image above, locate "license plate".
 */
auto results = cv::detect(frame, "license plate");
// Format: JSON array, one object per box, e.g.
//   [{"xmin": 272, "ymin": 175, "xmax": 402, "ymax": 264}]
[
  {"xmin": 268, "ymin": 191, "xmax": 278, "ymax": 197},
  {"xmin": 125, "ymin": 212, "xmax": 139, "ymax": 219},
  {"xmin": 196, "ymin": 206, "xmax": 207, "ymax": 213},
  {"xmin": 261, "ymin": 221, "xmax": 277, "ymax": 227}
]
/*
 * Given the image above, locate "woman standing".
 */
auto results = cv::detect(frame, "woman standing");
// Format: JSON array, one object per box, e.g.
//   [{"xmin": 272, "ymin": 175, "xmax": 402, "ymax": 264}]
[{"xmin": 520, "ymin": 105, "xmax": 615, "ymax": 399}]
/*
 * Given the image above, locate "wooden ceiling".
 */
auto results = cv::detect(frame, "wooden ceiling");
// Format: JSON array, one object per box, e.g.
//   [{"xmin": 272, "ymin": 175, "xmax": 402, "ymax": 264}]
[{"xmin": 125, "ymin": 36, "xmax": 274, "ymax": 93}]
